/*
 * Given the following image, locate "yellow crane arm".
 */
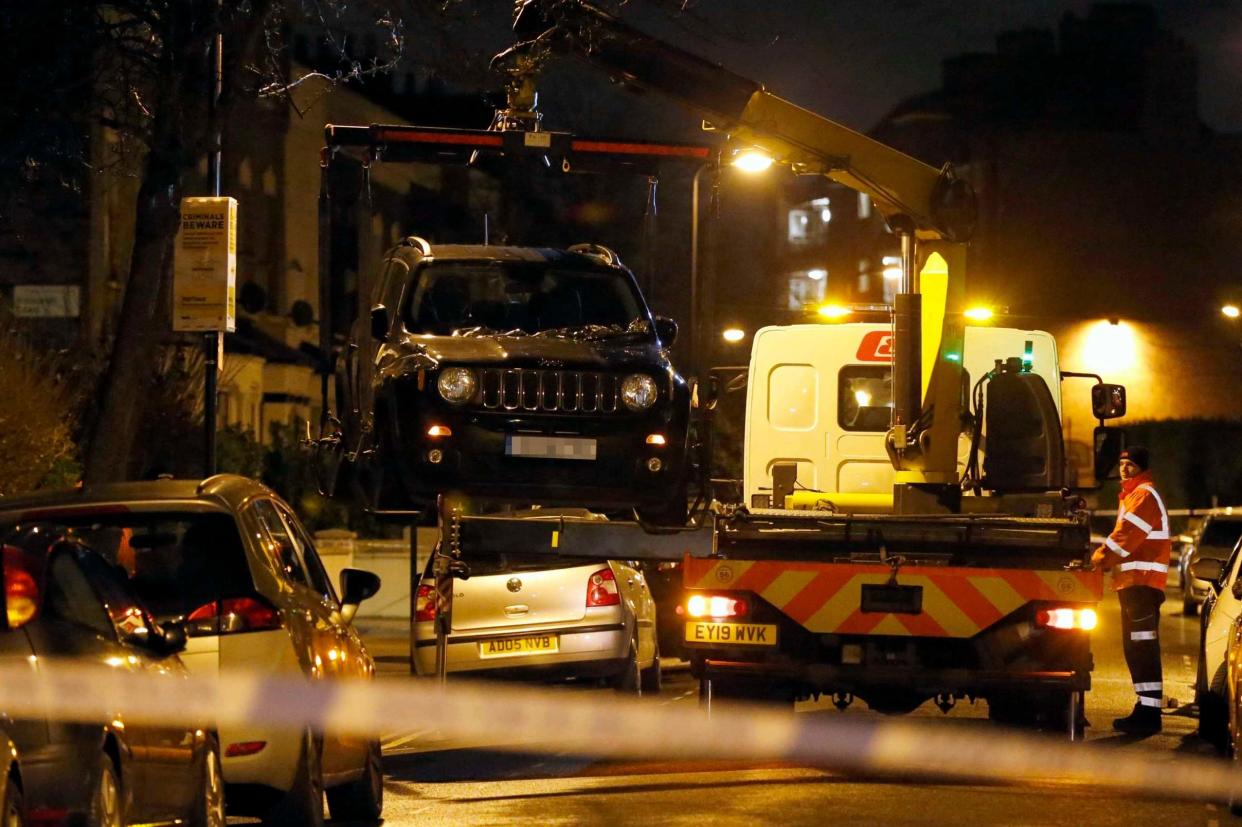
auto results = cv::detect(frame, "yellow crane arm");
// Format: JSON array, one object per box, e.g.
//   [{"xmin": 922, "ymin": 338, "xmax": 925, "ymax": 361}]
[{"xmin": 510, "ymin": 0, "xmax": 975, "ymax": 241}]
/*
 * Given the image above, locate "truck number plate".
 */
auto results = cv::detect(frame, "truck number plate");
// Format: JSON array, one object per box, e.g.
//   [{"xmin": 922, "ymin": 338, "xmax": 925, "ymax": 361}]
[
  {"xmin": 478, "ymin": 635, "xmax": 559, "ymax": 658},
  {"xmin": 506, "ymin": 435, "xmax": 597, "ymax": 460},
  {"xmin": 860, "ymin": 584, "xmax": 923, "ymax": 614},
  {"xmin": 684, "ymin": 622, "xmax": 778, "ymax": 646}
]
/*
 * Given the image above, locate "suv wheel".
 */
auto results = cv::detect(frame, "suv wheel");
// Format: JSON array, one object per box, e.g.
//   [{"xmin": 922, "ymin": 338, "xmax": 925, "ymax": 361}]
[{"xmin": 326, "ymin": 740, "xmax": 383, "ymax": 823}]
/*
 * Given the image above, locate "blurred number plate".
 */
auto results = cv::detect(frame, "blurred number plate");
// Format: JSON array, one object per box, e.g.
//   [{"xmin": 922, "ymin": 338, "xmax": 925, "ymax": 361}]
[
  {"xmin": 860, "ymin": 584, "xmax": 923, "ymax": 614},
  {"xmin": 479, "ymin": 635, "xmax": 559, "ymax": 658},
  {"xmin": 684, "ymin": 622, "xmax": 777, "ymax": 647},
  {"xmin": 506, "ymin": 435, "xmax": 597, "ymax": 460}
]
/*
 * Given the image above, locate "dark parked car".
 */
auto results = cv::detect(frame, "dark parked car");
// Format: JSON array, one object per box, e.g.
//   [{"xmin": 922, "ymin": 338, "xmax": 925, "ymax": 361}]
[
  {"xmin": 0, "ymin": 527, "xmax": 223, "ymax": 826},
  {"xmin": 332, "ymin": 238, "xmax": 693, "ymax": 523},
  {"xmin": 1181, "ymin": 513, "xmax": 1242, "ymax": 615}
]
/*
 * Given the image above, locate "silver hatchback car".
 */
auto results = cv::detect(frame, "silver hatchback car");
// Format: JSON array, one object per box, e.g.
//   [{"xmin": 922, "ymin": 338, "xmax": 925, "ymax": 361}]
[{"xmin": 412, "ymin": 512, "xmax": 660, "ymax": 693}]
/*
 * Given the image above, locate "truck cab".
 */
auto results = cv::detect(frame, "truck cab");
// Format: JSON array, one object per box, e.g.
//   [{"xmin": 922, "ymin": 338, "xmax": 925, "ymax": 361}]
[{"xmin": 744, "ymin": 323, "xmax": 1064, "ymax": 510}]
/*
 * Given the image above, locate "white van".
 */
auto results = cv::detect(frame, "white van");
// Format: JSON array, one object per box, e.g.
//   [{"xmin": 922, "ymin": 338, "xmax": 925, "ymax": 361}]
[{"xmin": 743, "ymin": 323, "xmax": 1062, "ymax": 508}]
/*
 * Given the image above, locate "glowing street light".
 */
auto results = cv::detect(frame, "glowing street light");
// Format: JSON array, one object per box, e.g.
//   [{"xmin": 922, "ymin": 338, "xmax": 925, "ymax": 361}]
[
  {"xmin": 964, "ymin": 306, "xmax": 994, "ymax": 322},
  {"xmin": 731, "ymin": 148, "xmax": 774, "ymax": 174},
  {"xmin": 1223, "ymin": 304, "xmax": 1240, "ymax": 319},
  {"xmin": 722, "ymin": 327, "xmax": 746, "ymax": 343}
]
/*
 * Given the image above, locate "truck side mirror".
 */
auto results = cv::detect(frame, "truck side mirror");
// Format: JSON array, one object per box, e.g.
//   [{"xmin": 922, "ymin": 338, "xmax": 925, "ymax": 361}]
[
  {"xmin": 1091, "ymin": 383, "xmax": 1127, "ymax": 420},
  {"xmin": 654, "ymin": 316, "xmax": 678, "ymax": 347},
  {"xmin": 370, "ymin": 305, "xmax": 390, "ymax": 341},
  {"xmin": 1093, "ymin": 426, "xmax": 1126, "ymax": 481}
]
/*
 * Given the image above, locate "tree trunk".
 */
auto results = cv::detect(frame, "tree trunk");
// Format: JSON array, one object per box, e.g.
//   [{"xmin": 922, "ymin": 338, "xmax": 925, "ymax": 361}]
[{"xmin": 82, "ymin": 152, "xmax": 183, "ymax": 484}]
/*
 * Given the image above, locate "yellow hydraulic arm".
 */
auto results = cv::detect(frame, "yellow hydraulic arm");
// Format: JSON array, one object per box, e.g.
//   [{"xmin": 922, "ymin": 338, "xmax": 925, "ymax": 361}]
[{"xmin": 505, "ymin": 0, "xmax": 976, "ymax": 495}]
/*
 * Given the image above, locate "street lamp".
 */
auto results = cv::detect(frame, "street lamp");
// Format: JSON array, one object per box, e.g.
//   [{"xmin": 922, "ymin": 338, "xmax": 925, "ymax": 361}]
[
  {"xmin": 722, "ymin": 327, "xmax": 746, "ymax": 343},
  {"xmin": 1223, "ymin": 304, "xmax": 1240, "ymax": 319},
  {"xmin": 690, "ymin": 148, "xmax": 775, "ymax": 375}
]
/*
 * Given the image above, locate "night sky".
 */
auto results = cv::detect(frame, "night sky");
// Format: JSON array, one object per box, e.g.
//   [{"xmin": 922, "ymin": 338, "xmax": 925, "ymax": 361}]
[{"xmin": 537, "ymin": 0, "xmax": 1242, "ymax": 135}]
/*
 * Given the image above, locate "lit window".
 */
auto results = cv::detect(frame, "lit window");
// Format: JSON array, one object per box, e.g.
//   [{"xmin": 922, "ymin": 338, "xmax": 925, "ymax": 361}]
[
  {"xmin": 858, "ymin": 193, "xmax": 872, "ymax": 219},
  {"xmin": 786, "ymin": 271, "xmax": 827, "ymax": 310}
]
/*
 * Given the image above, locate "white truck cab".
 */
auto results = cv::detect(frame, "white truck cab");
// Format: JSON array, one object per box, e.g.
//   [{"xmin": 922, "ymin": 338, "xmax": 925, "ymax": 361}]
[{"xmin": 743, "ymin": 323, "xmax": 1062, "ymax": 509}]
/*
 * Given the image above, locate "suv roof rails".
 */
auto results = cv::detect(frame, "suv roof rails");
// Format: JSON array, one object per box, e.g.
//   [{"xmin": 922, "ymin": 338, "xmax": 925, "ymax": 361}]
[
  {"xmin": 567, "ymin": 243, "xmax": 621, "ymax": 267},
  {"xmin": 400, "ymin": 236, "xmax": 433, "ymax": 256}
]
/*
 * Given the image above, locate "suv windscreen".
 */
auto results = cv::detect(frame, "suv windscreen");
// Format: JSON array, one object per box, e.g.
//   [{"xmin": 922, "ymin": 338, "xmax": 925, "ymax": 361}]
[
  {"xmin": 403, "ymin": 261, "xmax": 648, "ymax": 338},
  {"xmin": 1200, "ymin": 519, "xmax": 1242, "ymax": 552},
  {"xmin": 9, "ymin": 513, "xmax": 255, "ymax": 621}
]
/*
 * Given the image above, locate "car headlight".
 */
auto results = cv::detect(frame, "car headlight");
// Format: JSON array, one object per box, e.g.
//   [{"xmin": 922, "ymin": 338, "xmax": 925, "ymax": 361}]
[
  {"xmin": 620, "ymin": 374, "xmax": 658, "ymax": 411},
  {"xmin": 436, "ymin": 368, "xmax": 477, "ymax": 404}
]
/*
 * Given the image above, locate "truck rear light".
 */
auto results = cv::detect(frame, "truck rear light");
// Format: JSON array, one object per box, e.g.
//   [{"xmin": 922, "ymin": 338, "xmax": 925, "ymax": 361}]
[
  {"xmin": 186, "ymin": 596, "xmax": 282, "ymax": 636},
  {"xmin": 225, "ymin": 741, "xmax": 267, "ymax": 757},
  {"xmin": 1035, "ymin": 606, "xmax": 1097, "ymax": 631},
  {"xmin": 683, "ymin": 593, "xmax": 748, "ymax": 619},
  {"xmin": 586, "ymin": 568, "xmax": 621, "ymax": 607},
  {"xmin": 415, "ymin": 583, "xmax": 437, "ymax": 622}
]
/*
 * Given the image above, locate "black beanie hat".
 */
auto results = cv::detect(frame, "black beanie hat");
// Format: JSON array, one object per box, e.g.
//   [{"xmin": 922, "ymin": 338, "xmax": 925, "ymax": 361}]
[{"xmin": 1120, "ymin": 445, "xmax": 1150, "ymax": 471}]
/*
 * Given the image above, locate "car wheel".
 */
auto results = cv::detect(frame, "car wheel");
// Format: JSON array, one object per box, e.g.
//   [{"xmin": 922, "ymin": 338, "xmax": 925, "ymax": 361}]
[
  {"xmin": 190, "ymin": 737, "xmax": 225, "ymax": 827},
  {"xmin": 640, "ymin": 641, "xmax": 662, "ymax": 695},
  {"xmin": 612, "ymin": 641, "xmax": 642, "ymax": 695},
  {"xmin": 326, "ymin": 740, "xmax": 383, "ymax": 824},
  {"xmin": 87, "ymin": 754, "xmax": 122, "ymax": 827},
  {"xmin": 3, "ymin": 772, "xmax": 23, "ymax": 827},
  {"xmin": 264, "ymin": 731, "xmax": 324, "ymax": 827}
]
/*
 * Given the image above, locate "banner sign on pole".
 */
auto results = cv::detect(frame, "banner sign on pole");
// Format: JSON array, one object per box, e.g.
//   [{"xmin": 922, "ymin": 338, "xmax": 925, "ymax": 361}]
[{"xmin": 173, "ymin": 196, "xmax": 237, "ymax": 332}]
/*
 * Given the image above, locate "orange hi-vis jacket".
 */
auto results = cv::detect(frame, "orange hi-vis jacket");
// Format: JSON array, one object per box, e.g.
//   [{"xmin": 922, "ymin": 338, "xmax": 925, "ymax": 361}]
[{"xmin": 1096, "ymin": 471, "xmax": 1172, "ymax": 591}]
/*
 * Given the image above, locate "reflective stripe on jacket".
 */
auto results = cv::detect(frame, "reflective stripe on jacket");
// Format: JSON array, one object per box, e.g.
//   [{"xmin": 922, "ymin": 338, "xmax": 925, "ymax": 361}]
[{"xmin": 1097, "ymin": 471, "xmax": 1172, "ymax": 591}]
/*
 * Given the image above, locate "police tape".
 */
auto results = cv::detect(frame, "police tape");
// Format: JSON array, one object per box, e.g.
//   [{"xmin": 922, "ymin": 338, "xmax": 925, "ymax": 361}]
[{"xmin": 0, "ymin": 660, "xmax": 1238, "ymax": 804}]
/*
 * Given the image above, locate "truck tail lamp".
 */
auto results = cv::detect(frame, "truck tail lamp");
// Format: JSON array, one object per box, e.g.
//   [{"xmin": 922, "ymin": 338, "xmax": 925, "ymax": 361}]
[
  {"xmin": 682, "ymin": 593, "xmax": 749, "ymax": 619},
  {"xmin": 1035, "ymin": 606, "xmax": 1098, "ymax": 631}
]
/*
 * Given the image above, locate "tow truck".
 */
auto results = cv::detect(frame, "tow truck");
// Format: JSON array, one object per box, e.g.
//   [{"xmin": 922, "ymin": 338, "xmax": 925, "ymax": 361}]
[{"xmin": 314, "ymin": 0, "xmax": 1130, "ymax": 736}]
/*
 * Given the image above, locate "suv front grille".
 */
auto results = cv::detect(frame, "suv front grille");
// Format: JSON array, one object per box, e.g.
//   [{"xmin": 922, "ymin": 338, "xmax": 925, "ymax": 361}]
[{"xmin": 478, "ymin": 368, "xmax": 621, "ymax": 413}]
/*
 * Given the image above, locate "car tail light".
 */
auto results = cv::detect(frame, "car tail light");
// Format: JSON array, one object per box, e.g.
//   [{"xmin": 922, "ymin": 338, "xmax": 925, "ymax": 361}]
[
  {"xmin": 682, "ymin": 593, "xmax": 749, "ymax": 619},
  {"xmin": 586, "ymin": 568, "xmax": 621, "ymax": 607},
  {"xmin": 225, "ymin": 741, "xmax": 267, "ymax": 757},
  {"xmin": 1035, "ymin": 606, "xmax": 1098, "ymax": 631},
  {"xmin": 186, "ymin": 596, "xmax": 281, "ymax": 636},
  {"xmin": 415, "ymin": 583, "xmax": 437, "ymax": 622},
  {"xmin": 3, "ymin": 544, "xmax": 40, "ymax": 629}
]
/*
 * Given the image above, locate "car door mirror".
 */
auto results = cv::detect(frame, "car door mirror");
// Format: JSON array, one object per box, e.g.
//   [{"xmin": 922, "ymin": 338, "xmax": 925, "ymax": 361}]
[
  {"xmin": 1093, "ymin": 426, "xmax": 1126, "ymax": 482},
  {"xmin": 339, "ymin": 568, "xmax": 381, "ymax": 624},
  {"xmin": 654, "ymin": 316, "xmax": 677, "ymax": 347},
  {"xmin": 370, "ymin": 304, "xmax": 390, "ymax": 341},
  {"xmin": 156, "ymin": 622, "xmax": 188, "ymax": 655},
  {"xmin": 1091, "ymin": 383, "xmax": 1127, "ymax": 420},
  {"xmin": 1192, "ymin": 557, "xmax": 1226, "ymax": 586},
  {"xmin": 1232, "ymin": 575, "xmax": 1242, "ymax": 602}
]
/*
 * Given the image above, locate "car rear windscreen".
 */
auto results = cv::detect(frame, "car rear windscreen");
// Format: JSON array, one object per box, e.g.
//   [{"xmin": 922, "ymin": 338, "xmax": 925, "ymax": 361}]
[
  {"xmin": 1200, "ymin": 519, "xmax": 1242, "ymax": 551},
  {"xmin": 10, "ymin": 513, "xmax": 254, "ymax": 620}
]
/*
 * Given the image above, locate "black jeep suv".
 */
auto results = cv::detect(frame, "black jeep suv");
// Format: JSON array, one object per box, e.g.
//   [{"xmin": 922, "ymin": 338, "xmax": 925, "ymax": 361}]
[{"xmin": 338, "ymin": 237, "xmax": 692, "ymax": 522}]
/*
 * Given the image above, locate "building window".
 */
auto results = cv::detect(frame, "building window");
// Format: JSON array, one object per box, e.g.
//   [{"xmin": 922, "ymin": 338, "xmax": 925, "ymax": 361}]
[
  {"xmin": 786, "ymin": 197, "xmax": 831, "ymax": 246},
  {"xmin": 787, "ymin": 270, "xmax": 827, "ymax": 311},
  {"xmin": 858, "ymin": 192, "xmax": 872, "ymax": 220}
]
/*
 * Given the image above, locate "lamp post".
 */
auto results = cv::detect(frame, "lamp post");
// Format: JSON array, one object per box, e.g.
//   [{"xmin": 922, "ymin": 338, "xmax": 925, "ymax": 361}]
[{"xmin": 689, "ymin": 148, "xmax": 773, "ymax": 376}]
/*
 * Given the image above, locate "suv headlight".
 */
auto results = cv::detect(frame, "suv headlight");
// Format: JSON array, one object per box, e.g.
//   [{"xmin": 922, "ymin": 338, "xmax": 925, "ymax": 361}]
[
  {"xmin": 436, "ymin": 368, "xmax": 477, "ymax": 404},
  {"xmin": 621, "ymin": 374, "xmax": 658, "ymax": 411}
]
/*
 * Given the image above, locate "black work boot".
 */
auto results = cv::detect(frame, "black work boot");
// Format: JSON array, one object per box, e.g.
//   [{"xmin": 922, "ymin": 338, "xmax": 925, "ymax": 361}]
[{"xmin": 1112, "ymin": 702, "xmax": 1162, "ymax": 734}]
